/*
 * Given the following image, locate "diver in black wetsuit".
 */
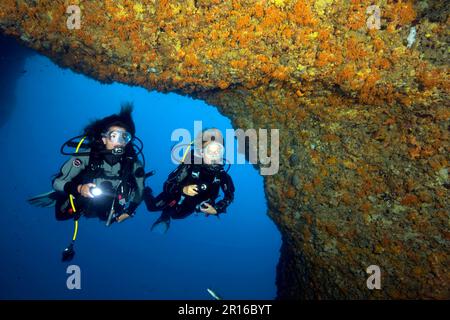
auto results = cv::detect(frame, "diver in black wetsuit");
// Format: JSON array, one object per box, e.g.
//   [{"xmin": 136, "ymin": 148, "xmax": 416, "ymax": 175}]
[{"xmin": 144, "ymin": 128, "xmax": 235, "ymax": 233}]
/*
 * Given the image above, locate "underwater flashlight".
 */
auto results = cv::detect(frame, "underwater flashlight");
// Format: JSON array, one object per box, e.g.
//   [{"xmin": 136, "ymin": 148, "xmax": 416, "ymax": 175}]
[
  {"xmin": 90, "ymin": 187, "xmax": 103, "ymax": 197},
  {"xmin": 62, "ymin": 242, "xmax": 75, "ymax": 262}
]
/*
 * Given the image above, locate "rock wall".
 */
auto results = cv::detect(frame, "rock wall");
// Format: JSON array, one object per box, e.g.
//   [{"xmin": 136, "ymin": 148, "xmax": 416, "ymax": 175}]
[{"xmin": 1, "ymin": 0, "xmax": 448, "ymax": 299}]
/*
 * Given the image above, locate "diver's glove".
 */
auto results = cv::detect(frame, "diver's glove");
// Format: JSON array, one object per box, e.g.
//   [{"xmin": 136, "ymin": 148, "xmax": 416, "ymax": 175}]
[
  {"xmin": 199, "ymin": 202, "xmax": 218, "ymax": 215},
  {"xmin": 116, "ymin": 213, "xmax": 130, "ymax": 223},
  {"xmin": 213, "ymin": 200, "xmax": 230, "ymax": 214}
]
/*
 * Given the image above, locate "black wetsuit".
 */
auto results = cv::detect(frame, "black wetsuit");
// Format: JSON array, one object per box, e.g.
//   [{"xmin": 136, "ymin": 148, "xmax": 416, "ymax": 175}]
[{"xmin": 144, "ymin": 161, "xmax": 235, "ymax": 226}]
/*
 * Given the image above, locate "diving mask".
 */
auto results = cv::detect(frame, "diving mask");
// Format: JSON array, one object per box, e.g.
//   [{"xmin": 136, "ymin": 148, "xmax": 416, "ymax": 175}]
[
  {"xmin": 202, "ymin": 141, "xmax": 224, "ymax": 164},
  {"xmin": 103, "ymin": 130, "xmax": 132, "ymax": 145}
]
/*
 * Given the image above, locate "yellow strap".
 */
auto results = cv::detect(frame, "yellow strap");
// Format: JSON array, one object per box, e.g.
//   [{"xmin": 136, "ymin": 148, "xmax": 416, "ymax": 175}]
[
  {"xmin": 68, "ymin": 136, "xmax": 85, "ymax": 242},
  {"xmin": 181, "ymin": 141, "xmax": 194, "ymax": 163},
  {"xmin": 72, "ymin": 220, "xmax": 79, "ymax": 241},
  {"xmin": 75, "ymin": 136, "xmax": 86, "ymax": 153},
  {"xmin": 69, "ymin": 137, "xmax": 86, "ymax": 212},
  {"xmin": 69, "ymin": 194, "xmax": 76, "ymax": 213}
]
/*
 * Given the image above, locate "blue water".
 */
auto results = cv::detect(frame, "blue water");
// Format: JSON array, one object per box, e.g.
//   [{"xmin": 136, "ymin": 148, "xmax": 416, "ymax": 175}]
[{"xmin": 0, "ymin": 50, "xmax": 281, "ymax": 299}]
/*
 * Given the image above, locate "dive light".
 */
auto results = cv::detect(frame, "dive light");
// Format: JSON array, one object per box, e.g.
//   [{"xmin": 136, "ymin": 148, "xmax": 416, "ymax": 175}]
[{"xmin": 90, "ymin": 187, "xmax": 103, "ymax": 197}]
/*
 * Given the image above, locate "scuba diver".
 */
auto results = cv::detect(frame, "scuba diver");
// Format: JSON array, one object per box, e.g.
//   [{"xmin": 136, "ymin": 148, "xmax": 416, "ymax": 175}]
[
  {"xmin": 144, "ymin": 128, "xmax": 235, "ymax": 233},
  {"xmin": 28, "ymin": 103, "xmax": 147, "ymax": 260}
]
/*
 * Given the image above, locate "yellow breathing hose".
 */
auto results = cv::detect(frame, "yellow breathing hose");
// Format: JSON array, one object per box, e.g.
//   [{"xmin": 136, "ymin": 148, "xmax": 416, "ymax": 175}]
[
  {"xmin": 181, "ymin": 141, "xmax": 194, "ymax": 163},
  {"xmin": 69, "ymin": 136, "xmax": 86, "ymax": 242},
  {"xmin": 75, "ymin": 136, "xmax": 86, "ymax": 153},
  {"xmin": 72, "ymin": 220, "xmax": 78, "ymax": 241},
  {"xmin": 69, "ymin": 194, "xmax": 76, "ymax": 213}
]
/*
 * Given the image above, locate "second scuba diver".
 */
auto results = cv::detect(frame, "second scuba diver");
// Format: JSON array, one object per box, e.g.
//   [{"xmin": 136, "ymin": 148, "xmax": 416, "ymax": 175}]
[{"xmin": 144, "ymin": 128, "xmax": 235, "ymax": 233}]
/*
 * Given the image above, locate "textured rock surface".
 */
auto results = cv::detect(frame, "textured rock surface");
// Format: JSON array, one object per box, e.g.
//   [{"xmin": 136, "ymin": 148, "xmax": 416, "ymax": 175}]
[{"xmin": 1, "ymin": 0, "xmax": 448, "ymax": 299}]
